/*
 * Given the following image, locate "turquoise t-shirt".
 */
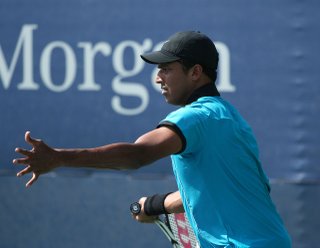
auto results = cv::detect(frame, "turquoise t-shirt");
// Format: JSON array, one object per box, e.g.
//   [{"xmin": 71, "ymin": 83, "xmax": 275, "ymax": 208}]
[{"xmin": 160, "ymin": 96, "xmax": 291, "ymax": 248}]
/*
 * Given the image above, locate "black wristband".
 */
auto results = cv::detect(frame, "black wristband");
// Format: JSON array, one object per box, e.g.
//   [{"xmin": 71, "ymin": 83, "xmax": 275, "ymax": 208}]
[{"xmin": 144, "ymin": 192, "xmax": 172, "ymax": 216}]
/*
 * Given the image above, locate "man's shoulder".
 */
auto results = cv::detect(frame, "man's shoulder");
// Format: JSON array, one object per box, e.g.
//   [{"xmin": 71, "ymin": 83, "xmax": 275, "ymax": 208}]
[
  {"xmin": 165, "ymin": 97, "xmax": 234, "ymax": 122},
  {"xmin": 189, "ymin": 96, "xmax": 231, "ymax": 115}
]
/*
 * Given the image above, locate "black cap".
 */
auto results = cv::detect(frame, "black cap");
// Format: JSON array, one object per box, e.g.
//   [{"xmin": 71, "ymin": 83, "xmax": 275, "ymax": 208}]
[{"xmin": 141, "ymin": 31, "xmax": 219, "ymax": 70}]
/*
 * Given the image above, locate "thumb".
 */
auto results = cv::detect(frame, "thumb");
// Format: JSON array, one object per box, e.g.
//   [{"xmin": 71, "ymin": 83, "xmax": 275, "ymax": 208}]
[{"xmin": 25, "ymin": 131, "xmax": 36, "ymax": 146}]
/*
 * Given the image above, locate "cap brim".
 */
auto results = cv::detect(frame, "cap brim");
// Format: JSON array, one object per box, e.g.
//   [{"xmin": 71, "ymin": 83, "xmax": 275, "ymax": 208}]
[{"xmin": 140, "ymin": 51, "xmax": 180, "ymax": 64}]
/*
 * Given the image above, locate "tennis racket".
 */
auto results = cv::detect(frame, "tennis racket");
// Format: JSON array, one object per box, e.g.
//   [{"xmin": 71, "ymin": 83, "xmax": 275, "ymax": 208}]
[{"xmin": 130, "ymin": 202, "xmax": 199, "ymax": 248}]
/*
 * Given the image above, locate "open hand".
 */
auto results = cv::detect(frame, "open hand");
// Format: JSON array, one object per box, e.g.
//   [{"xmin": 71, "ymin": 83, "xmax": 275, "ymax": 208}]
[{"xmin": 13, "ymin": 131, "xmax": 59, "ymax": 187}]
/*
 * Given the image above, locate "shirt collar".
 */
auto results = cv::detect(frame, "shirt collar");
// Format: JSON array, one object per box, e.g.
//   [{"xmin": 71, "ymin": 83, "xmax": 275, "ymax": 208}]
[{"xmin": 186, "ymin": 83, "xmax": 220, "ymax": 105}]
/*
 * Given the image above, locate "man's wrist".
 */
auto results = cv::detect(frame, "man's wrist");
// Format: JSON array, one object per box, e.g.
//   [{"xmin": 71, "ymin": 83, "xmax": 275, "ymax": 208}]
[{"xmin": 144, "ymin": 192, "xmax": 172, "ymax": 216}]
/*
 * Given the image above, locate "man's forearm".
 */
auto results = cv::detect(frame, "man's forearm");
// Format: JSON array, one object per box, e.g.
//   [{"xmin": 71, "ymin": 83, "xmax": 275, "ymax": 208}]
[
  {"xmin": 164, "ymin": 191, "xmax": 185, "ymax": 213},
  {"xmin": 56, "ymin": 142, "xmax": 147, "ymax": 170}
]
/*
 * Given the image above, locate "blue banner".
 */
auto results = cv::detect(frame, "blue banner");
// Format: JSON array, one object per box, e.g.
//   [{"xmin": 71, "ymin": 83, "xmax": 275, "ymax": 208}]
[
  {"xmin": 2, "ymin": 0, "xmax": 319, "ymax": 180},
  {"xmin": 1, "ymin": 0, "xmax": 320, "ymax": 246}
]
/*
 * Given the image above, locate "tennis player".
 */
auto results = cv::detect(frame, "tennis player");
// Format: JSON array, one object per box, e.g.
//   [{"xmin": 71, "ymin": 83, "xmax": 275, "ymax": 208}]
[{"xmin": 14, "ymin": 31, "xmax": 291, "ymax": 247}]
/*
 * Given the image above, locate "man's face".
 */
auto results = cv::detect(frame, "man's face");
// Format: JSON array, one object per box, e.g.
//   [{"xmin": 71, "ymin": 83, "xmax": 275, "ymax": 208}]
[{"xmin": 156, "ymin": 61, "xmax": 194, "ymax": 106}]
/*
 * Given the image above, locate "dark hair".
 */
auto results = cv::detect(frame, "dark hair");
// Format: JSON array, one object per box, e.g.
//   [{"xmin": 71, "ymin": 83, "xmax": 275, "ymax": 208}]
[{"xmin": 178, "ymin": 59, "xmax": 218, "ymax": 82}]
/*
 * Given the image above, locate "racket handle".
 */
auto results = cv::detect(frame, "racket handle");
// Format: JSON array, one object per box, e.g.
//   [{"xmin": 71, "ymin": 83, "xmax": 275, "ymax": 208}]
[{"xmin": 130, "ymin": 202, "xmax": 141, "ymax": 214}]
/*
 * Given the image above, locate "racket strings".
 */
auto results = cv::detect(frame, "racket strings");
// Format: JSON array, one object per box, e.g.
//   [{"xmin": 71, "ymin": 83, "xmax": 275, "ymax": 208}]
[{"xmin": 167, "ymin": 213, "xmax": 199, "ymax": 248}]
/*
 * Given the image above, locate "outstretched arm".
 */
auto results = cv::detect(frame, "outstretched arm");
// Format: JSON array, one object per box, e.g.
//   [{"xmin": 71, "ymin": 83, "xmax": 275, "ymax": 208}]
[{"xmin": 13, "ymin": 128, "xmax": 182, "ymax": 187}]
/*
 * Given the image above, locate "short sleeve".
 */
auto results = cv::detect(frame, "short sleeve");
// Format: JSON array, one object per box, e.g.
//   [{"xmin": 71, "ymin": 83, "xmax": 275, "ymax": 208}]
[{"xmin": 158, "ymin": 106, "xmax": 205, "ymax": 154}]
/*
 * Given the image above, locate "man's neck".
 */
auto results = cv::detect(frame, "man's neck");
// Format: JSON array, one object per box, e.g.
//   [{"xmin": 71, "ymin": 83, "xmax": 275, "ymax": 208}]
[{"xmin": 185, "ymin": 83, "xmax": 220, "ymax": 105}]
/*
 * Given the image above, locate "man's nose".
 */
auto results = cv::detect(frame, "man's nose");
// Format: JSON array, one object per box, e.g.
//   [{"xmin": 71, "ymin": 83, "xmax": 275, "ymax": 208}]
[{"xmin": 155, "ymin": 75, "xmax": 162, "ymax": 84}]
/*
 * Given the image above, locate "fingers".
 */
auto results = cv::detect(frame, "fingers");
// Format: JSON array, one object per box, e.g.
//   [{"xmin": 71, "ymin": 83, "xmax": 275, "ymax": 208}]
[
  {"xmin": 132, "ymin": 213, "xmax": 157, "ymax": 223},
  {"xmin": 15, "ymin": 147, "xmax": 32, "ymax": 157},
  {"xmin": 26, "ymin": 172, "xmax": 39, "ymax": 188},
  {"xmin": 131, "ymin": 198, "xmax": 157, "ymax": 223},
  {"xmin": 13, "ymin": 148, "xmax": 32, "ymax": 165},
  {"xmin": 13, "ymin": 132, "xmax": 36, "ymax": 165},
  {"xmin": 13, "ymin": 131, "xmax": 42, "ymax": 188},
  {"xmin": 13, "ymin": 157, "xmax": 29, "ymax": 165},
  {"xmin": 17, "ymin": 166, "xmax": 33, "ymax": 177},
  {"xmin": 13, "ymin": 133, "xmax": 34, "ymax": 165},
  {"xmin": 16, "ymin": 166, "xmax": 41, "ymax": 188},
  {"xmin": 138, "ymin": 197, "xmax": 147, "ymax": 205}
]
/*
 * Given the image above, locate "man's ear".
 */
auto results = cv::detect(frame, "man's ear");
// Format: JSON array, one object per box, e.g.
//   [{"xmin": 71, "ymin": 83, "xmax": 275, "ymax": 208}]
[{"xmin": 190, "ymin": 64, "xmax": 203, "ymax": 81}]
